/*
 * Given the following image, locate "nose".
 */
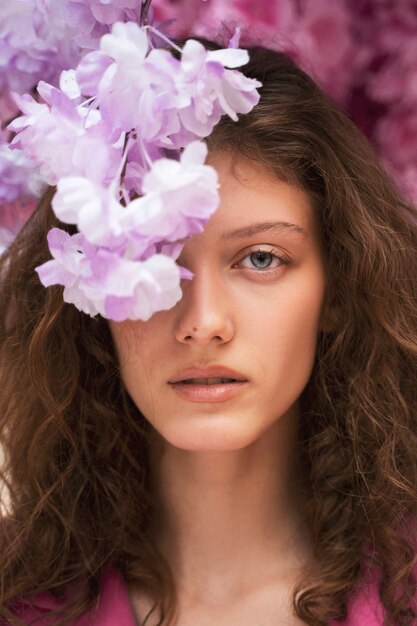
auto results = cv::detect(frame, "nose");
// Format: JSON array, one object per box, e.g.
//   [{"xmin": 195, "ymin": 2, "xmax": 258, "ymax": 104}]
[{"xmin": 174, "ymin": 267, "xmax": 235, "ymax": 346}]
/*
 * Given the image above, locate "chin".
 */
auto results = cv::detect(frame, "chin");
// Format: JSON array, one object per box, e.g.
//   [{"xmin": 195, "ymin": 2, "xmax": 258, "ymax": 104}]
[{"xmin": 154, "ymin": 416, "xmax": 263, "ymax": 452}]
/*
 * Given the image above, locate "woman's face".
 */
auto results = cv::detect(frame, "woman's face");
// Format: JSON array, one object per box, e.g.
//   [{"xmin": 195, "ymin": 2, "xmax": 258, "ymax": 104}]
[{"xmin": 109, "ymin": 152, "xmax": 326, "ymax": 451}]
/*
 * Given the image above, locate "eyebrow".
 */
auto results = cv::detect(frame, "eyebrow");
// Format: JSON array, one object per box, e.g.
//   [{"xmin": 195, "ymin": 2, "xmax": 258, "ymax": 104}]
[{"xmin": 220, "ymin": 221, "xmax": 308, "ymax": 240}]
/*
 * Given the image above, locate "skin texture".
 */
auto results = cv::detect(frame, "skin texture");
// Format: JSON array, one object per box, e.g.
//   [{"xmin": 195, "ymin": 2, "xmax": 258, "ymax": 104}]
[{"xmin": 109, "ymin": 152, "xmax": 327, "ymax": 625}]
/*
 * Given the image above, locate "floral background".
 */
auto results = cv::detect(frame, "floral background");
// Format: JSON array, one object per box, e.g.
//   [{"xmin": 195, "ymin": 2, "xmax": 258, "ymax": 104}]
[{"xmin": 1, "ymin": 0, "xmax": 416, "ymax": 253}]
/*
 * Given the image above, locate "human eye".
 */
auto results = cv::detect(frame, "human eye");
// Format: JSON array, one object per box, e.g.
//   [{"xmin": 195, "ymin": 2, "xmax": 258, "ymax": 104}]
[{"xmin": 233, "ymin": 246, "xmax": 291, "ymax": 274}]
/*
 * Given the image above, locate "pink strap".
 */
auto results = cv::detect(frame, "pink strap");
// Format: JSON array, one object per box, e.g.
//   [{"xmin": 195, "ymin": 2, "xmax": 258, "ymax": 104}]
[{"xmin": 10, "ymin": 570, "xmax": 139, "ymax": 626}]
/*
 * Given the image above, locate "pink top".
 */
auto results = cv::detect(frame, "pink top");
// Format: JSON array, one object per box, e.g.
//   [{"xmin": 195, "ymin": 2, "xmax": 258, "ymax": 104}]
[{"xmin": 8, "ymin": 568, "xmax": 384, "ymax": 625}]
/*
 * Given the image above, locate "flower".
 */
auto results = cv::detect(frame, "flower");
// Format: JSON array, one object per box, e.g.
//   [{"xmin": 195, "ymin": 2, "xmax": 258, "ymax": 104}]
[
  {"xmin": 9, "ymin": 83, "xmax": 121, "ymax": 186},
  {"xmin": 9, "ymin": 88, "xmax": 84, "ymax": 185},
  {"xmin": 52, "ymin": 176, "xmax": 127, "ymax": 247},
  {"xmin": 121, "ymin": 140, "xmax": 220, "ymax": 244},
  {"xmin": 76, "ymin": 21, "xmax": 261, "ymax": 147},
  {"xmin": 173, "ymin": 39, "xmax": 262, "ymax": 142},
  {"xmin": 98, "ymin": 251, "xmax": 182, "ymax": 322},
  {"xmin": 36, "ymin": 227, "xmax": 183, "ymax": 321},
  {"xmin": 76, "ymin": 22, "xmax": 183, "ymax": 140}
]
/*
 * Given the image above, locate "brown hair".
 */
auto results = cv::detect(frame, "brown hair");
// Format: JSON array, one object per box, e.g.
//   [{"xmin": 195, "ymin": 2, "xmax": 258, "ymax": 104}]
[{"xmin": 1, "ymin": 44, "xmax": 417, "ymax": 626}]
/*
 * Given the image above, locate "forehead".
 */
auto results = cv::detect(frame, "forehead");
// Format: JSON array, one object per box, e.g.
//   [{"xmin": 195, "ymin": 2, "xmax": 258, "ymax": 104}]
[{"xmin": 196, "ymin": 151, "xmax": 316, "ymax": 240}]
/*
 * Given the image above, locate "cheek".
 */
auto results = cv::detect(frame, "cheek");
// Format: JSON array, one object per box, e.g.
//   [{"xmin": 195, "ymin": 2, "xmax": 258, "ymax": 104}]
[
  {"xmin": 285, "ymin": 277, "xmax": 325, "ymax": 343},
  {"xmin": 110, "ymin": 322, "xmax": 145, "ymax": 381},
  {"xmin": 246, "ymin": 271, "xmax": 325, "ymax": 386},
  {"xmin": 109, "ymin": 320, "xmax": 166, "ymax": 402}
]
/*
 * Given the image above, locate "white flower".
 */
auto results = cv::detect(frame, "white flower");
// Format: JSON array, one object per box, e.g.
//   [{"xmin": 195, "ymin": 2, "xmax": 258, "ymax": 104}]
[
  {"xmin": 52, "ymin": 176, "xmax": 126, "ymax": 246},
  {"xmin": 121, "ymin": 141, "xmax": 220, "ymax": 243}
]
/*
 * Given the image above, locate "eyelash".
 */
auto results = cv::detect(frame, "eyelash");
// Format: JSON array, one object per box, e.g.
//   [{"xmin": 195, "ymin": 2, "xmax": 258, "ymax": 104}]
[{"xmin": 234, "ymin": 247, "xmax": 291, "ymax": 274}]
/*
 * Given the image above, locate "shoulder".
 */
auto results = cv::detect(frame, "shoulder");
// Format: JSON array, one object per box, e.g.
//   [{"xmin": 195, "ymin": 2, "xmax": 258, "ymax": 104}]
[{"xmin": 5, "ymin": 570, "xmax": 137, "ymax": 626}]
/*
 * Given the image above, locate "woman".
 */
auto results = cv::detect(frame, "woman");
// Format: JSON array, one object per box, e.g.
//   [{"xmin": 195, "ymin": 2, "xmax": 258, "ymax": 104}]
[{"xmin": 1, "ymin": 42, "xmax": 417, "ymax": 626}]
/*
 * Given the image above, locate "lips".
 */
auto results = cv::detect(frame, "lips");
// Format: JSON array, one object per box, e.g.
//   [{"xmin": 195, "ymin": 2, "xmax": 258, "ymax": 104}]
[
  {"xmin": 168, "ymin": 368, "xmax": 248, "ymax": 403},
  {"xmin": 168, "ymin": 366, "xmax": 248, "ymax": 384},
  {"xmin": 181, "ymin": 377, "xmax": 237, "ymax": 385}
]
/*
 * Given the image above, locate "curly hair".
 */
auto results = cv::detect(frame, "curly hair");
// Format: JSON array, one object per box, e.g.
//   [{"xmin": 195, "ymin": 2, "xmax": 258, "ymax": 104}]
[{"xmin": 1, "ymin": 45, "xmax": 417, "ymax": 626}]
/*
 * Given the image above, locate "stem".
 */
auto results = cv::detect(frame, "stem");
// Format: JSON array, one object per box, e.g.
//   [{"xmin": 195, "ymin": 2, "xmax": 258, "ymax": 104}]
[
  {"xmin": 140, "ymin": 0, "xmax": 153, "ymax": 26},
  {"xmin": 139, "ymin": 134, "xmax": 154, "ymax": 170},
  {"xmin": 147, "ymin": 25, "xmax": 183, "ymax": 54},
  {"xmin": 81, "ymin": 97, "xmax": 98, "ymax": 128},
  {"xmin": 120, "ymin": 186, "xmax": 130, "ymax": 207},
  {"xmin": 115, "ymin": 133, "xmax": 134, "ymax": 185}
]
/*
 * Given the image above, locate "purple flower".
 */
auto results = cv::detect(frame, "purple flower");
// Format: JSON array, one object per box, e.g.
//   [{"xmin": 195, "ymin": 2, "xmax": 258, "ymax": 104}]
[
  {"xmin": 9, "ymin": 83, "xmax": 121, "ymax": 186},
  {"xmin": 120, "ymin": 141, "xmax": 219, "ymax": 244},
  {"xmin": 100, "ymin": 252, "xmax": 182, "ymax": 321},
  {"xmin": 9, "ymin": 88, "xmax": 84, "ymax": 184},
  {"xmin": 37, "ymin": 228, "xmax": 88, "ymax": 287},
  {"xmin": 77, "ymin": 22, "xmax": 185, "ymax": 141},
  {"xmin": 36, "ymin": 227, "xmax": 183, "ymax": 321},
  {"xmin": 76, "ymin": 22, "xmax": 261, "ymax": 148},
  {"xmin": 77, "ymin": 22, "xmax": 155, "ymax": 133},
  {"xmin": 174, "ymin": 39, "xmax": 262, "ymax": 140}
]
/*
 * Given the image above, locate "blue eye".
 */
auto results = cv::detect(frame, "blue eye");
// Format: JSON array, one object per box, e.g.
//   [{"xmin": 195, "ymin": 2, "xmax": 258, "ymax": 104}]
[
  {"xmin": 237, "ymin": 248, "xmax": 288, "ymax": 272},
  {"xmin": 249, "ymin": 250, "xmax": 275, "ymax": 269}
]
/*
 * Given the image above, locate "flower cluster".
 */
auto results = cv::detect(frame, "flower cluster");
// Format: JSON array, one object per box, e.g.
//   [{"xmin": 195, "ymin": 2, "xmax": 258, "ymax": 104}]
[{"xmin": 8, "ymin": 17, "xmax": 261, "ymax": 320}]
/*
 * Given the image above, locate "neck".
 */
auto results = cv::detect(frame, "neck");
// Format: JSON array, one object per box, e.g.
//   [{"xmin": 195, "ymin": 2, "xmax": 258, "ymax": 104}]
[{"xmin": 149, "ymin": 404, "xmax": 310, "ymax": 602}]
